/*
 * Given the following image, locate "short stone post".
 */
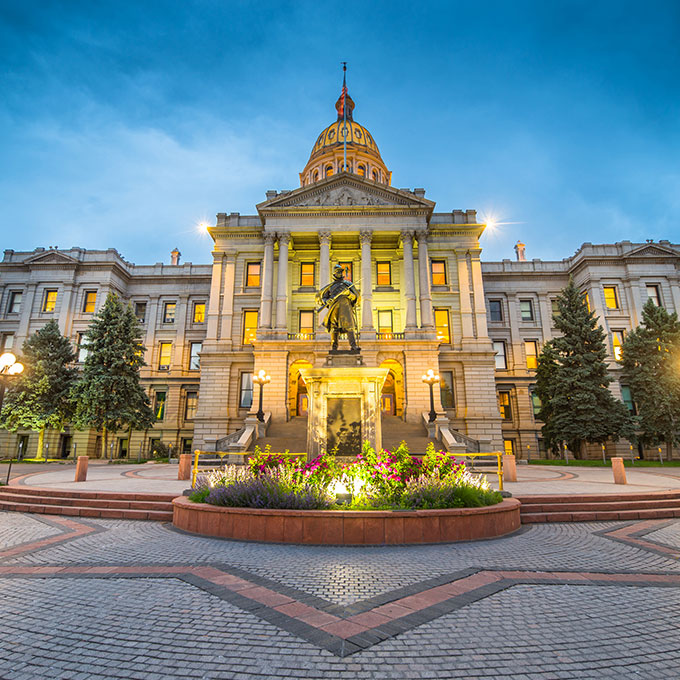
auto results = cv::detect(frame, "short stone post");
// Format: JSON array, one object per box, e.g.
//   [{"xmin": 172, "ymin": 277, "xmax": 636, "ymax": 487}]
[
  {"xmin": 178, "ymin": 453, "xmax": 192, "ymax": 481},
  {"xmin": 74, "ymin": 456, "xmax": 88, "ymax": 482},
  {"xmin": 503, "ymin": 454, "xmax": 517, "ymax": 483},
  {"xmin": 611, "ymin": 457, "xmax": 627, "ymax": 485}
]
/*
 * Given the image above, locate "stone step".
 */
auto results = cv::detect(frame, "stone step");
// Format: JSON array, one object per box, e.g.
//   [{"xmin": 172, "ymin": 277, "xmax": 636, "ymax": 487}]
[
  {"xmin": 0, "ymin": 491, "xmax": 173, "ymax": 511},
  {"xmin": 521, "ymin": 507, "xmax": 680, "ymax": 523},
  {"xmin": 0, "ymin": 499, "xmax": 173, "ymax": 521},
  {"xmin": 519, "ymin": 498, "xmax": 680, "ymax": 514},
  {"xmin": 516, "ymin": 491, "xmax": 680, "ymax": 505},
  {"xmin": 0, "ymin": 486, "xmax": 176, "ymax": 503}
]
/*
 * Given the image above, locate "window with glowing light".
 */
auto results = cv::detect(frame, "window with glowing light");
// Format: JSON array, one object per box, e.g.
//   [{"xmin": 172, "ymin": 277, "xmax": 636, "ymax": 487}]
[
  {"xmin": 612, "ymin": 330, "xmax": 624, "ymax": 361},
  {"xmin": 242, "ymin": 310, "xmax": 258, "ymax": 345},
  {"xmin": 498, "ymin": 391, "xmax": 512, "ymax": 420},
  {"xmin": 158, "ymin": 342, "xmax": 172, "ymax": 370},
  {"xmin": 246, "ymin": 263, "xmax": 261, "ymax": 287},
  {"xmin": 325, "ymin": 165, "xmax": 334, "ymax": 177},
  {"xmin": 434, "ymin": 308, "xmax": 451, "ymax": 344},
  {"xmin": 300, "ymin": 263, "xmax": 315, "ymax": 287},
  {"xmin": 525, "ymin": 340, "xmax": 538, "ymax": 370},
  {"xmin": 503, "ymin": 439, "xmax": 515, "ymax": 456},
  {"xmin": 377, "ymin": 310, "xmax": 393, "ymax": 334},
  {"xmin": 430, "ymin": 260, "xmax": 447, "ymax": 286},
  {"xmin": 43, "ymin": 290, "xmax": 57, "ymax": 313},
  {"xmin": 299, "ymin": 310, "xmax": 315, "ymax": 335},
  {"xmin": 603, "ymin": 286, "xmax": 620, "ymax": 310},
  {"xmin": 357, "ymin": 165, "xmax": 366, "ymax": 177},
  {"xmin": 163, "ymin": 302, "xmax": 176, "ymax": 324},
  {"xmin": 193, "ymin": 302, "xmax": 205, "ymax": 323},
  {"xmin": 82, "ymin": 291, "xmax": 96, "ymax": 314},
  {"xmin": 376, "ymin": 262, "xmax": 392, "ymax": 286},
  {"xmin": 338, "ymin": 262, "xmax": 353, "ymax": 281}
]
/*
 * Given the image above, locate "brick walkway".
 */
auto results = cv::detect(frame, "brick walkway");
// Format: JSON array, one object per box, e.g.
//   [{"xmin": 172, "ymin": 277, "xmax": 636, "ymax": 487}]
[{"xmin": 2, "ymin": 512, "xmax": 680, "ymax": 678}]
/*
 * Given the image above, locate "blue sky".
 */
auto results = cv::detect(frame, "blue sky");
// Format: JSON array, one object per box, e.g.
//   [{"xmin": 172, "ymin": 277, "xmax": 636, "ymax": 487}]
[{"xmin": 1, "ymin": 0, "xmax": 679, "ymax": 265}]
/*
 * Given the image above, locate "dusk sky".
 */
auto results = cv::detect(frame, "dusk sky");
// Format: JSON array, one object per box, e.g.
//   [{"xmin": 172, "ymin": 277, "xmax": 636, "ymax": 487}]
[{"xmin": 1, "ymin": 1, "xmax": 679, "ymax": 266}]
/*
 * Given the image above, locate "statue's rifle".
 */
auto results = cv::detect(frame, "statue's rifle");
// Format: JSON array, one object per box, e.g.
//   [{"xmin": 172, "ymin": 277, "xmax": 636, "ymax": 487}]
[{"xmin": 315, "ymin": 277, "xmax": 362, "ymax": 313}]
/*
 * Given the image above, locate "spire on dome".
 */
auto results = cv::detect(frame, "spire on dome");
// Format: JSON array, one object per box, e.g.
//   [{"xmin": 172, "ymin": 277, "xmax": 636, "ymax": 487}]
[{"xmin": 335, "ymin": 62, "xmax": 355, "ymax": 122}]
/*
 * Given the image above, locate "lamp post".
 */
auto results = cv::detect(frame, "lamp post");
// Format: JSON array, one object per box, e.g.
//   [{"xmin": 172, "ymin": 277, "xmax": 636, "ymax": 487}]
[
  {"xmin": 0, "ymin": 351, "xmax": 24, "ymax": 411},
  {"xmin": 253, "ymin": 369, "xmax": 271, "ymax": 422},
  {"xmin": 421, "ymin": 368, "xmax": 440, "ymax": 423}
]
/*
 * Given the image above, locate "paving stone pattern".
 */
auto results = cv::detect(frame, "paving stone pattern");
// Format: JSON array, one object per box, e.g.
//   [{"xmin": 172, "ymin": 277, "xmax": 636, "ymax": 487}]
[{"xmin": 2, "ymin": 512, "xmax": 680, "ymax": 678}]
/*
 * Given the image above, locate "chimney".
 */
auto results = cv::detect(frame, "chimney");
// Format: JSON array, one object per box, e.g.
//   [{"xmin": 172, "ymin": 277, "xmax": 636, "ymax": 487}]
[
  {"xmin": 170, "ymin": 248, "xmax": 181, "ymax": 266},
  {"xmin": 514, "ymin": 240, "xmax": 526, "ymax": 262}
]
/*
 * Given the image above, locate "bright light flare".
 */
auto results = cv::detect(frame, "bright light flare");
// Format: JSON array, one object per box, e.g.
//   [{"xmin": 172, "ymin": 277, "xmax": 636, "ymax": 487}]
[
  {"xmin": 8, "ymin": 363, "xmax": 24, "ymax": 375},
  {"xmin": 0, "ymin": 352, "xmax": 16, "ymax": 370}
]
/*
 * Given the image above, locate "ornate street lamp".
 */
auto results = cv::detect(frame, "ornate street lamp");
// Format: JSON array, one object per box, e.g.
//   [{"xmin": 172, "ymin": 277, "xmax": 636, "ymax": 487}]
[
  {"xmin": 253, "ymin": 369, "xmax": 271, "ymax": 422},
  {"xmin": 0, "ymin": 351, "xmax": 24, "ymax": 410},
  {"xmin": 421, "ymin": 368, "xmax": 440, "ymax": 423}
]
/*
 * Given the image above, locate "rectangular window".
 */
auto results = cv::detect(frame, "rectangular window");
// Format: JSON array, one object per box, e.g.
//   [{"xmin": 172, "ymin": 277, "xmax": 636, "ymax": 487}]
[
  {"xmin": 621, "ymin": 385, "xmax": 636, "ymax": 414},
  {"xmin": 376, "ymin": 262, "xmax": 392, "ymax": 286},
  {"xmin": 159, "ymin": 342, "xmax": 172, "ymax": 370},
  {"xmin": 8, "ymin": 291, "xmax": 22, "ymax": 314},
  {"xmin": 612, "ymin": 330, "xmax": 624, "ymax": 361},
  {"xmin": 519, "ymin": 299, "xmax": 534, "ymax": 322},
  {"xmin": 525, "ymin": 340, "xmax": 538, "ymax": 370},
  {"xmin": 163, "ymin": 302, "xmax": 176, "ymax": 323},
  {"xmin": 181, "ymin": 438, "xmax": 193, "ymax": 455},
  {"xmin": 246, "ymin": 262, "xmax": 261, "ymax": 287},
  {"xmin": 603, "ymin": 285, "xmax": 619, "ymax": 310},
  {"xmin": 2, "ymin": 333, "xmax": 14, "ymax": 351},
  {"xmin": 503, "ymin": 439, "xmax": 515, "ymax": 456},
  {"xmin": 299, "ymin": 310, "xmax": 315, "ymax": 335},
  {"xmin": 77, "ymin": 332, "xmax": 88, "ymax": 363},
  {"xmin": 239, "ymin": 372, "xmax": 253, "ymax": 409},
  {"xmin": 82, "ymin": 291, "xmax": 96, "ymax": 313},
  {"xmin": 431, "ymin": 260, "xmax": 447, "ymax": 286},
  {"xmin": 189, "ymin": 342, "xmax": 202, "ymax": 370},
  {"xmin": 530, "ymin": 388, "xmax": 542, "ymax": 419},
  {"xmin": 647, "ymin": 284, "xmax": 661, "ymax": 306},
  {"xmin": 493, "ymin": 341, "xmax": 507, "ymax": 370},
  {"xmin": 377, "ymin": 310, "xmax": 393, "ymax": 333},
  {"xmin": 489, "ymin": 300, "xmax": 503, "ymax": 322},
  {"xmin": 338, "ymin": 261, "xmax": 353, "ymax": 282},
  {"xmin": 193, "ymin": 302, "xmax": 206, "ymax": 323},
  {"xmin": 434, "ymin": 308, "xmax": 451, "ymax": 343},
  {"xmin": 498, "ymin": 391, "xmax": 512, "ymax": 420},
  {"xmin": 134, "ymin": 302, "xmax": 146, "ymax": 323},
  {"xmin": 43, "ymin": 290, "xmax": 57, "ymax": 312},
  {"xmin": 551, "ymin": 299, "xmax": 560, "ymax": 317},
  {"xmin": 242, "ymin": 310, "xmax": 258, "ymax": 345},
  {"xmin": 184, "ymin": 391, "xmax": 198, "ymax": 420},
  {"xmin": 440, "ymin": 371, "xmax": 455, "ymax": 409},
  {"xmin": 300, "ymin": 263, "xmax": 315, "ymax": 287},
  {"xmin": 154, "ymin": 392, "xmax": 167, "ymax": 421}
]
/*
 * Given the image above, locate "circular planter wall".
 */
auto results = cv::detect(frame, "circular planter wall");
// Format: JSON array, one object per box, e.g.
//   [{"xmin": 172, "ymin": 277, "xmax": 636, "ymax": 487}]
[{"xmin": 172, "ymin": 496, "xmax": 521, "ymax": 545}]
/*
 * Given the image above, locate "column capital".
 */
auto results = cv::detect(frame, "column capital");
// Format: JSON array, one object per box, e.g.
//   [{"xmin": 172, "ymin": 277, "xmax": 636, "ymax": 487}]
[
  {"xmin": 416, "ymin": 229, "xmax": 429, "ymax": 242},
  {"xmin": 359, "ymin": 229, "xmax": 373, "ymax": 245},
  {"xmin": 318, "ymin": 230, "xmax": 332, "ymax": 245},
  {"xmin": 263, "ymin": 232, "xmax": 276, "ymax": 245},
  {"xmin": 277, "ymin": 232, "xmax": 291, "ymax": 245},
  {"xmin": 400, "ymin": 230, "xmax": 414, "ymax": 244}
]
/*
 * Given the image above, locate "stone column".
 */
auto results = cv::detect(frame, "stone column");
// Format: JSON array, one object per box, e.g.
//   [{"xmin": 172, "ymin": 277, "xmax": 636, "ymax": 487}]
[
  {"xmin": 401, "ymin": 231, "xmax": 418, "ymax": 332},
  {"xmin": 469, "ymin": 252, "xmax": 488, "ymax": 340},
  {"xmin": 206, "ymin": 253, "xmax": 224, "ymax": 340},
  {"xmin": 58, "ymin": 284, "xmax": 74, "ymax": 337},
  {"xmin": 360, "ymin": 230, "xmax": 375, "ymax": 333},
  {"xmin": 319, "ymin": 231, "xmax": 331, "ymax": 287},
  {"xmin": 220, "ymin": 257, "xmax": 236, "ymax": 344},
  {"xmin": 275, "ymin": 232, "xmax": 290, "ymax": 331},
  {"xmin": 417, "ymin": 231, "xmax": 434, "ymax": 329},
  {"xmin": 456, "ymin": 250, "xmax": 474, "ymax": 338},
  {"xmin": 173, "ymin": 294, "xmax": 189, "ymax": 366},
  {"xmin": 259, "ymin": 233, "xmax": 276, "ymax": 329}
]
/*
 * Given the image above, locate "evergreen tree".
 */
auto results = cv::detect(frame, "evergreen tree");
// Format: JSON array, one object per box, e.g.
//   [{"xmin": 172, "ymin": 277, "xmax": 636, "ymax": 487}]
[
  {"xmin": 621, "ymin": 298, "xmax": 680, "ymax": 459},
  {"xmin": 72, "ymin": 293, "xmax": 155, "ymax": 458},
  {"xmin": 534, "ymin": 278, "xmax": 633, "ymax": 458},
  {"xmin": 0, "ymin": 320, "xmax": 78, "ymax": 459}
]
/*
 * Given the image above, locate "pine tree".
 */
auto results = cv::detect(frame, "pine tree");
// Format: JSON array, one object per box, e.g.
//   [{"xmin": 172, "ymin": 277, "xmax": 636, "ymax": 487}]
[
  {"xmin": 534, "ymin": 278, "xmax": 633, "ymax": 458},
  {"xmin": 0, "ymin": 320, "xmax": 78, "ymax": 459},
  {"xmin": 72, "ymin": 293, "xmax": 155, "ymax": 458},
  {"xmin": 621, "ymin": 298, "xmax": 680, "ymax": 459}
]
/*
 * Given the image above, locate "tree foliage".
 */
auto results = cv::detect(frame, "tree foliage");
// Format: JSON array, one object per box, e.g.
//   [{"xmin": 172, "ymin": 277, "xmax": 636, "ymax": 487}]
[
  {"xmin": 535, "ymin": 278, "xmax": 633, "ymax": 457},
  {"xmin": 0, "ymin": 319, "xmax": 78, "ymax": 458},
  {"xmin": 621, "ymin": 298, "xmax": 680, "ymax": 453},
  {"xmin": 72, "ymin": 293, "xmax": 154, "ymax": 456}
]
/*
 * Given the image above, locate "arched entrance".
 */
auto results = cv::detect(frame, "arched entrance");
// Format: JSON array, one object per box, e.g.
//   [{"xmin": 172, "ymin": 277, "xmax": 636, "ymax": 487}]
[
  {"xmin": 379, "ymin": 359, "xmax": 404, "ymax": 418},
  {"xmin": 288, "ymin": 359, "xmax": 313, "ymax": 418}
]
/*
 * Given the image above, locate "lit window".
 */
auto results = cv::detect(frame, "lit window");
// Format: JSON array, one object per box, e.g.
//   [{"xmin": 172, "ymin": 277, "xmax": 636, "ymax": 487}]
[
  {"xmin": 184, "ymin": 392, "xmax": 198, "ymax": 420},
  {"xmin": 612, "ymin": 330, "xmax": 624, "ymax": 361},
  {"xmin": 647, "ymin": 284, "xmax": 661, "ymax": 306},
  {"xmin": 82, "ymin": 291, "xmax": 96, "ymax": 314},
  {"xmin": 357, "ymin": 165, "xmax": 366, "ymax": 177},
  {"xmin": 43, "ymin": 290, "xmax": 57, "ymax": 312},
  {"xmin": 300, "ymin": 263, "xmax": 315, "ymax": 287},
  {"xmin": 240, "ymin": 373, "xmax": 253, "ymax": 409},
  {"xmin": 503, "ymin": 439, "xmax": 514, "ymax": 456},
  {"xmin": 313, "ymin": 170, "xmax": 319, "ymax": 182},
  {"xmin": 378, "ymin": 310, "xmax": 393, "ymax": 333},
  {"xmin": 193, "ymin": 302, "xmax": 205, "ymax": 323},
  {"xmin": 163, "ymin": 302, "xmax": 176, "ymax": 324},
  {"xmin": 77, "ymin": 333, "xmax": 88, "ymax": 363},
  {"xmin": 8, "ymin": 292, "xmax": 22, "ymax": 314},
  {"xmin": 246, "ymin": 263, "xmax": 261, "ymax": 287},
  {"xmin": 182, "ymin": 438, "xmax": 193, "ymax": 454},
  {"xmin": 440, "ymin": 371, "xmax": 455, "ymax": 409},
  {"xmin": 530, "ymin": 389, "xmax": 542, "ymax": 418},
  {"xmin": 2, "ymin": 333, "xmax": 14, "ymax": 351},
  {"xmin": 376, "ymin": 262, "xmax": 392, "ymax": 286},
  {"xmin": 431, "ymin": 260, "xmax": 447, "ymax": 286},
  {"xmin": 299, "ymin": 310, "xmax": 315, "ymax": 334},
  {"xmin": 498, "ymin": 391, "xmax": 512, "ymax": 420},
  {"xmin": 434, "ymin": 308, "xmax": 451, "ymax": 343},
  {"xmin": 189, "ymin": 342, "xmax": 202, "ymax": 370},
  {"xmin": 242, "ymin": 310, "xmax": 258, "ymax": 345},
  {"xmin": 135, "ymin": 302, "xmax": 146, "ymax": 322},
  {"xmin": 519, "ymin": 299, "xmax": 534, "ymax": 322},
  {"xmin": 159, "ymin": 342, "xmax": 172, "ymax": 370},
  {"xmin": 603, "ymin": 286, "xmax": 619, "ymax": 310},
  {"xmin": 525, "ymin": 340, "xmax": 538, "ymax": 370},
  {"xmin": 325, "ymin": 165, "xmax": 334, "ymax": 177},
  {"xmin": 493, "ymin": 341, "xmax": 507, "ymax": 370},
  {"xmin": 621, "ymin": 385, "xmax": 636, "ymax": 414},
  {"xmin": 338, "ymin": 262, "xmax": 353, "ymax": 281},
  {"xmin": 154, "ymin": 391, "xmax": 167, "ymax": 420},
  {"xmin": 489, "ymin": 300, "xmax": 503, "ymax": 322}
]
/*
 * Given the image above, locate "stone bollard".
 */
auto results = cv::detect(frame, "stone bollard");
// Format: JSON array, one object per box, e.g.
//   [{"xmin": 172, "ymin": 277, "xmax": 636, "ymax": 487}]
[
  {"xmin": 503, "ymin": 454, "xmax": 517, "ymax": 483},
  {"xmin": 611, "ymin": 457, "xmax": 627, "ymax": 485},
  {"xmin": 75, "ymin": 456, "xmax": 88, "ymax": 482},
  {"xmin": 178, "ymin": 453, "xmax": 192, "ymax": 481}
]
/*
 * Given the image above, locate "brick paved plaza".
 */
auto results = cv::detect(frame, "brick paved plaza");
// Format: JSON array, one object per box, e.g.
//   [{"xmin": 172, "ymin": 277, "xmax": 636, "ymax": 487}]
[{"xmin": 2, "ymin": 507, "xmax": 680, "ymax": 679}]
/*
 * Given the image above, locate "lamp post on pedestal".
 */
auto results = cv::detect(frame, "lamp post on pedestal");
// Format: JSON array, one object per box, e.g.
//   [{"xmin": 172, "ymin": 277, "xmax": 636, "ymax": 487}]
[
  {"xmin": 421, "ymin": 368, "xmax": 440, "ymax": 423},
  {"xmin": 253, "ymin": 369, "xmax": 271, "ymax": 422}
]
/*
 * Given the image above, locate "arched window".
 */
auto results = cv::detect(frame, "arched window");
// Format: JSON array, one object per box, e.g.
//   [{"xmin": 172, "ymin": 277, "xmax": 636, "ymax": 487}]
[
  {"xmin": 313, "ymin": 170, "xmax": 319, "ymax": 182},
  {"xmin": 357, "ymin": 164, "xmax": 366, "ymax": 177},
  {"xmin": 326, "ymin": 165, "xmax": 334, "ymax": 178},
  {"xmin": 372, "ymin": 170, "xmax": 379, "ymax": 181}
]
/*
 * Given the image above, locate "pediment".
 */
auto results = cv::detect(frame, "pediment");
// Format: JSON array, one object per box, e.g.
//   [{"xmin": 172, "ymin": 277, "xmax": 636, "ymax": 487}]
[
  {"xmin": 25, "ymin": 250, "xmax": 80, "ymax": 266},
  {"xmin": 623, "ymin": 244, "xmax": 679, "ymax": 259}
]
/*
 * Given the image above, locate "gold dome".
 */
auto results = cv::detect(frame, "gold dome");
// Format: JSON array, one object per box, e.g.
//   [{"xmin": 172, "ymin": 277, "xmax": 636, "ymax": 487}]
[{"xmin": 300, "ymin": 85, "xmax": 391, "ymax": 186}]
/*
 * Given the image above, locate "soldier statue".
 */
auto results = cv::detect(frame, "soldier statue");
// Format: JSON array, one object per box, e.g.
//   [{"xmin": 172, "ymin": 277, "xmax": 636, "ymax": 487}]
[{"xmin": 316, "ymin": 264, "xmax": 360, "ymax": 351}]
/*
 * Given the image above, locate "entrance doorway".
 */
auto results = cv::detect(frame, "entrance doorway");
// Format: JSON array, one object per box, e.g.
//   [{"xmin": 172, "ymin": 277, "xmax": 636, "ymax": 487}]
[
  {"xmin": 118, "ymin": 438, "xmax": 129, "ymax": 458},
  {"xmin": 379, "ymin": 360, "xmax": 404, "ymax": 418},
  {"xmin": 298, "ymin": 392, "xmax": 309, "ymax": 415},
  {"xmin": 381, "ymin": 393, "xmax": 395, "ymax": 415},
  {"xmin": 380, "ymin": 370, "xmax": 397, "ymax": 415},
  {"xmin": 288, "ymin": 359, "xmax": 313, "ymax": 417},
  {"xmin": 59, "ymin": 434, "xmax": 72, "ymax": 459}
]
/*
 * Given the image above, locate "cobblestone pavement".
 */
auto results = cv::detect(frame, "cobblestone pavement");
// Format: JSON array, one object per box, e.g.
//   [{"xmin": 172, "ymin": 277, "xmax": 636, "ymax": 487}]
[{"xmin": 2, "ymin": 512, "xmax": 680, "ymax": 678}]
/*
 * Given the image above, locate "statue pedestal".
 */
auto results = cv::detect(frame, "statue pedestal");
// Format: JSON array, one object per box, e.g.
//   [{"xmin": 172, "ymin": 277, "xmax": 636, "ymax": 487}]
[{"xmin": 299, "ymin": 366, "xmax": 389, "ymax": 461}]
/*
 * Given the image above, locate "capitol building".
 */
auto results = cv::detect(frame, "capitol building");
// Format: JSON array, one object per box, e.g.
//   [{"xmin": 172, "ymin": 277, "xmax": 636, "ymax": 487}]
[{"xmin": 1, "ymin": 83, "xmax": 679, "ymax": 461}]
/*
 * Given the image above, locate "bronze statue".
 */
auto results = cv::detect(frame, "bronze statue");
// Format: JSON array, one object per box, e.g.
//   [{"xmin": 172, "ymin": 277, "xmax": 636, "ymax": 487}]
[{"xmin": 316, "ymin": 264, "xmax": 360, "ymax": 351}]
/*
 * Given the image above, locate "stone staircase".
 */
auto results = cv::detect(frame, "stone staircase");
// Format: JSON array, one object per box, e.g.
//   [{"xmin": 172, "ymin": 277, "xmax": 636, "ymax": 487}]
[
  {"xmin": 0, "ymin": 485, "xmax": 175, "ymax": 521},
  {"xmin": 381, "ymin": 414, "xmax": 439, "ymax": 454},
  {"xmin": 254, "ymin": 416, "xmax": 308, "ymax": 453},
  {"xmin": 517, "ymin": 491, "xmax": 680, "ymax": 523}
]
